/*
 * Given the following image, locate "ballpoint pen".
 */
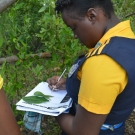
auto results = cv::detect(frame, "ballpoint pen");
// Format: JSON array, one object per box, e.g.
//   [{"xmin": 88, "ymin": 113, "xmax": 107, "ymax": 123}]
[{"xmin": 52, "ymin": 68, "xmax": 66, "ymax": 91}]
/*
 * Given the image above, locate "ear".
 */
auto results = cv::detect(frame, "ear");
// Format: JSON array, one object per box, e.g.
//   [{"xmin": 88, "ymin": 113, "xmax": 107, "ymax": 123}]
[{"xmin": 86, "ymin": 8, "xmax": 97, "ymax": 24}]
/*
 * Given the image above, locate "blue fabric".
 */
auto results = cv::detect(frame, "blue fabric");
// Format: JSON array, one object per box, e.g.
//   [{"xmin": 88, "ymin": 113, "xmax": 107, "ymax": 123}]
[
  {"xmin": 99, "ymin": 123, "xmax": 125, "ymax": 135},
  {"xmin": 101, "ymin": 122, "xmax": 123, "ymax": 130},
  {"xmin": 101, "ymin": 37, "xmax": 135, "ymax": 124},
  {"xmin": 66, "ymin": 37, "xmax": 135, "ymax": 134},
  {"xmin": 66, "ymin": 55, "xmax": 86, "ymax": 103},
  {"xmin": 23, "ymin": 111, "xmax": 43, "ymax": 135}
]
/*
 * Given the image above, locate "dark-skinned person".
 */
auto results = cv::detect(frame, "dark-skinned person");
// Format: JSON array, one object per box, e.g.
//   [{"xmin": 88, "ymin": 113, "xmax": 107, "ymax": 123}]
[
  {"xmin": 47, "ymin": 0, "xmax": 135, "ymax": 135},
  {"xmin": 0, "ymin": 75, "xmax": 21, "ymax": 135}
]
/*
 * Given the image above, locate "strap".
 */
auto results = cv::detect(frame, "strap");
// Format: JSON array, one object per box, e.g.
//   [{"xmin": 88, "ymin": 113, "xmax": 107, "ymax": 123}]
[{"xmin": 101, "ymin": 122, "xmax": 123, "ymax": 131}]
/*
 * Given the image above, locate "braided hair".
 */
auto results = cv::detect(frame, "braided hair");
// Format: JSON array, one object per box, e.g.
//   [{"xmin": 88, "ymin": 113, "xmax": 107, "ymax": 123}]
[{"xmin": 55, "ymin": 0, "xmax": 114, "ymax": 19}]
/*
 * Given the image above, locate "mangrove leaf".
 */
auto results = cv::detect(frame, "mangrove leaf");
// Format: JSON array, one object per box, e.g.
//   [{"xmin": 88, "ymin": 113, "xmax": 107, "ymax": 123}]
[
  {"xmin": 22, "ymin": 96, "xmax": 49, "ymax": 104},
  {"xmin": 34, "ymin": 91, "xmax": 53, "ymax": 98}
]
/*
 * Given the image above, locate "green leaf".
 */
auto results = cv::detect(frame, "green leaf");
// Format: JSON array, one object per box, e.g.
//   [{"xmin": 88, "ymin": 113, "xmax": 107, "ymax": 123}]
[
  {"xmin": 22, "ymin": 96, "xmax": 49, "ymax": 104},
  {"xmin": 38, "ymin": 6, "xmax": 47, "ymax": 13},
  {"xmin": 34, "ymin": 91, "xmax": 53, "ymax": 98},
  {"xmin": 14, "ymin": 3, "xmax": 24, "ymax": 10}
]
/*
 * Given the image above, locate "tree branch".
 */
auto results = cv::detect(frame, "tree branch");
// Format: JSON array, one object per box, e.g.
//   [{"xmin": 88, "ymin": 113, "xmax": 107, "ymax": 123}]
[
  {"xmin": 0, "ymin": 52, "xmax": 51, "ymax": 64},
  {"xmin": 0, "ymin": 0, "xmax": 16, "ymax": 13},
  {"xmin": 125, "ymin": 12, "xmax": 135, "ymax": 18}
]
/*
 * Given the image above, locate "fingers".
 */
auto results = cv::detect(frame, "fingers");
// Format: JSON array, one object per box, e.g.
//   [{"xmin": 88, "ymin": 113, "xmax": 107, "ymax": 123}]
[
  {"xmin": 55, "ymin": 83, "xmax": 66, "ymax": 90},
  {"xmin": 46, "ymin": 76, "xmax": 59, "ymax": 86},
  {"xmin": 52, "ymin": 85, "xmax": 59, "ymax": 91},
  {"xmin": 46, "ymin": 76, "xmax": 66, "ymax": 90}
]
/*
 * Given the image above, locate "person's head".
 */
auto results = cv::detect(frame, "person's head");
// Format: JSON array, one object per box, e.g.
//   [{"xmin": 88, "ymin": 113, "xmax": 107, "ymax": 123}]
[{"xmin": 55, "ymin": 0, "xmax": 117, "ymax": 48}]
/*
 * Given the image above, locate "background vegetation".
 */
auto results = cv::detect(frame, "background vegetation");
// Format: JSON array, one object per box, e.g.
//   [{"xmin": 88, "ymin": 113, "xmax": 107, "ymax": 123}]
[{"xmin": 0, "ymin": 0, "xmax": 135, "ymax": 134}]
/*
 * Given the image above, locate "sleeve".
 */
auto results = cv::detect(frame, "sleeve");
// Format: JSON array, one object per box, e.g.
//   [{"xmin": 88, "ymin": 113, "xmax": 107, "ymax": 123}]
[
  {"xmin": 0, "ymin": 75, "xmax": 3, "ymax": 89},
  {"xmin": 78, "ymin": 55, "xmax": 128, "ymax": 114}
]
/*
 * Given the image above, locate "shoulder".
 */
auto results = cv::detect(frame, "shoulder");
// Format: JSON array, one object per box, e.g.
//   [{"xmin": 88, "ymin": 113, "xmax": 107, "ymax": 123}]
[{"xmin": 78, "ymin": 54, "xmax": 128, "ymax": 114}]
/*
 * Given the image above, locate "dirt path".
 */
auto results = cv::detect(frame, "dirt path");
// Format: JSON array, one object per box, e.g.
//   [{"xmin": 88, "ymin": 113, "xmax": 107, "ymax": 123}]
[{"xmin": 125, "ymin": 109, "xmax": 135, "ymax": 135}]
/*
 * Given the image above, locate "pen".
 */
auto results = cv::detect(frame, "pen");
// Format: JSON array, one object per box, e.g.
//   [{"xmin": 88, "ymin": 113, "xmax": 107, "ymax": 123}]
[
  {"xmin": 52, "ymin": 68, "xmax": 66, "ymax": 91},
  {"xmin": 57, "ymin": 68, "xmax": 66, "ymax": 82}
]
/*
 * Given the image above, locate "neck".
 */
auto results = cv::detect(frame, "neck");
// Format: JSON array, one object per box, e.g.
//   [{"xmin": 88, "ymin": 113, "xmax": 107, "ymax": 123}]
[{"xmin": 105, "ymin": 14, "xmax": 120, "ymax": 33}]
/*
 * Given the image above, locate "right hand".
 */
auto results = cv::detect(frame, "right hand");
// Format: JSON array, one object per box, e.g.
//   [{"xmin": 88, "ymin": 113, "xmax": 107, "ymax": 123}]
[{"xmin": 46, "ymin": 76, "xmax": 66, "ymax": 91}]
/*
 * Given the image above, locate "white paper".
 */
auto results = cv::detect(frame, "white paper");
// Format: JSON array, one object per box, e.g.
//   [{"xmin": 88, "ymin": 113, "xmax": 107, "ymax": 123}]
[
  {"xmin": 16, "ymin": 106, "xmax": 61, "ymax": 116},
  {"xmin": 16, "ymin": 101, "xmax": 72, "ymax": 116},
  {"xmin": 20, "ymin": 82, "xmax": 67, "ymax": 102},
  {"xmin": 16, "ymin": 82, "xmax": 72, "ymax": 116}
]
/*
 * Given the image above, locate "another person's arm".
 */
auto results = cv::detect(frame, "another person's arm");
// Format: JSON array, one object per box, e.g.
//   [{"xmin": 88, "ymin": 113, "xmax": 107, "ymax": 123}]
[{"xmin": 0, "ymin": 88, "xmax": 21, "ymax": 135}]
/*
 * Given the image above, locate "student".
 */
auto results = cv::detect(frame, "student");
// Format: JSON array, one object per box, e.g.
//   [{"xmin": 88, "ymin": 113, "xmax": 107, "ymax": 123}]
[
  {"xmin": 0, "ymin": 75, "xmax": 21, "ymax": 135},
  {"xmin": 47, "ymin": 0, "xmax": 135, "ymax": 135}
]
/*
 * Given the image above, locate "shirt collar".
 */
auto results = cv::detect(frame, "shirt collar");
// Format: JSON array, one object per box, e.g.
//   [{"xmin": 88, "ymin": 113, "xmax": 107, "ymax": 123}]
[
  {"xmin": 87, "ymin": 20, "xmax": 135, "ymax": 53},
  {"xmin": 99, "ymin": 20, "xmax": 134, "ymax": 45}
]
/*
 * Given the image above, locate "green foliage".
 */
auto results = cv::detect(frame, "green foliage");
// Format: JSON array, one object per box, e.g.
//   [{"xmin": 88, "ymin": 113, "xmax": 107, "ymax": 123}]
[
  {"xmin": 112, "ymin": 0, "xmax": 135, "ymax": 32},
  {"xmin": 0, "ymin": 0, "xmax": 86, "ymax": 131},
  {"xmin": 34, "ymin": 91, "xmax": 53, "ymax": 98},
  {"xmin": 23, "ymin": 96, "xmax": 49, "ymax": 104},
  {"xmin": 22, "ymin": 91, "xmax": 53, "ymax": 104}
]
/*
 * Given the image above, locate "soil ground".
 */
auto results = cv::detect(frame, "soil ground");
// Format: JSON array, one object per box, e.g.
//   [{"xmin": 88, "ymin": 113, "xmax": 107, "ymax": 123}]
[{"xmin": 125, "ymin": 109, "xmax": 135, "ymax": 135}]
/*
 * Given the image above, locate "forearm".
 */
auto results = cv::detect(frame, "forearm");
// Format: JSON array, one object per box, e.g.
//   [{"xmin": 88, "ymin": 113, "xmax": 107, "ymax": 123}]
[
  {"xmin": 0, "ymin": 89, "xmax": 21, "ymax": 135},
  {"xmin": 55, "ymin": 113, "xmax": 74, "ymax": 135},
  {"xmin": 55, "ymin": 105, "xmax": 107, "ymax": 135}
]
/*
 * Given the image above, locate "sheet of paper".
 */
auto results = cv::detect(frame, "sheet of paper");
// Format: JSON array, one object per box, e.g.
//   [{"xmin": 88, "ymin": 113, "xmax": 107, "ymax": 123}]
[
  {"xmin": 17, "ymin": 100, "xmax": 72, "ymax": 116},
  {"xmin": 17, "ymin": 98, "xmax": 72, "ymax": 113},
  {"xmin": 16, "ymin": 82, "xmax": 73, "ymax": 115},
  {"xmin": 16, "ymin": 106, "xmax": 61, "ymax": 116},
  {"xmin": 23, "ymin": 82, "xmax": 67, "ymax": 103},
  {"xmin": 16, "ymin": 82, "xmax": 68, "ymax": 107}
]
